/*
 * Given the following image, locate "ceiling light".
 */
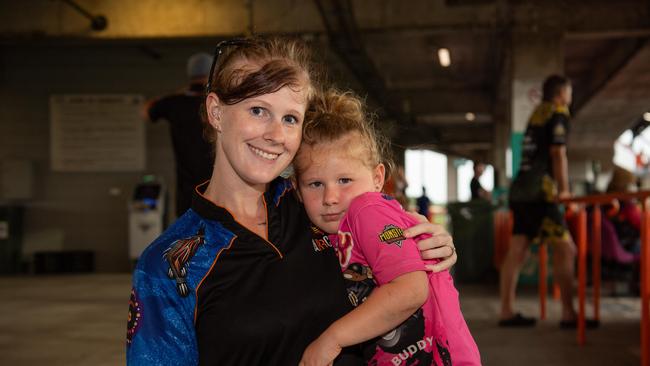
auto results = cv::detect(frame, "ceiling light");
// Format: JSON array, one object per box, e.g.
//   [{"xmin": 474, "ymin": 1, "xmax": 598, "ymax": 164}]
[
  {"xmin": 438, "ymin": 48, "xmax": 451, "ymax": 67},
  {"xmin": 643, "ymin": 112, "xmax": 650, "ymax": 122},
  {"xmin": 465, "ymin": 112, "xmax": 476, "ymax": 121}
]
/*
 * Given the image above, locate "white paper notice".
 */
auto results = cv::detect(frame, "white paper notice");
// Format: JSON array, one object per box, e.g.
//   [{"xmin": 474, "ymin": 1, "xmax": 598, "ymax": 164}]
[{"xmin": 50, "ymin": 94, "xmax": 145, "ymax": 172}]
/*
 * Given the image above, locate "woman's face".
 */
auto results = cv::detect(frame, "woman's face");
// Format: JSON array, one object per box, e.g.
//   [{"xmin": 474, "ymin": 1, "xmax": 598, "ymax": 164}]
[{"xmin": 209, "ymin": 85, "xmax": 307, "ymax": 188}]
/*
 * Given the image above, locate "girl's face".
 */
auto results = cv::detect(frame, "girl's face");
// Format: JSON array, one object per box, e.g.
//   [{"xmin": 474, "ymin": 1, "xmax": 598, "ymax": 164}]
[
  {"xmin": 296, "ymin": 135, "xmax": 385, "ymax": 234},
  {"xmin": 207, "ymin": 85, "xmax": 307, "ymax": 188}
]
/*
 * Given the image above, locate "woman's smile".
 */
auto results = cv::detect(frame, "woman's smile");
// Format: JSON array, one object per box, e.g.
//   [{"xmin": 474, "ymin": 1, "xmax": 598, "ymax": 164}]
[{"xmin": 248, "ymin": 144, "xmax": 281, "ymax": 161}]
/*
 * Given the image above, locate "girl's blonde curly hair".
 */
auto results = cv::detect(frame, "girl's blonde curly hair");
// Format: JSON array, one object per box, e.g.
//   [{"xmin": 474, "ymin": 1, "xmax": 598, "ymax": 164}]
[{"xmin": 294, "ymin": 88, "xmax": 393, "ymax": 180}]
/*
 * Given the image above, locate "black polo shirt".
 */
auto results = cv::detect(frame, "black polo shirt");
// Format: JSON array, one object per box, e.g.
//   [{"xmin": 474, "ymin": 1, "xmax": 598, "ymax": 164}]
[{"xmin": 127, "ymin": 178, "xmax": 357, "ymax": 365}]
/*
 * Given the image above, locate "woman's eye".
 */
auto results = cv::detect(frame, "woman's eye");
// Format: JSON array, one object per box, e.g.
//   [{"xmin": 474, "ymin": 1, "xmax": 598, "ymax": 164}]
[
  {"xmin": 283, "ymin": 115, "xmax": 299, "ymax": 125},
  {"xmin": 250, "ymin": 107, "xmax": 266, "ymax": 117}
]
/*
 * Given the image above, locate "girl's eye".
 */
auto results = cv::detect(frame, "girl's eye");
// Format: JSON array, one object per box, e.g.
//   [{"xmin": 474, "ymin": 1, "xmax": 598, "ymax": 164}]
[
  {"xmin": 339, "ymin": 178, "xmax": 352, "ymax": 184},
  {"xmin": 308, "ymin": 181, "xmax": 323, "ymax": 188},
  {"xmin": 283, "ymin": 115, "xmax": 299, "ymax": 125}
]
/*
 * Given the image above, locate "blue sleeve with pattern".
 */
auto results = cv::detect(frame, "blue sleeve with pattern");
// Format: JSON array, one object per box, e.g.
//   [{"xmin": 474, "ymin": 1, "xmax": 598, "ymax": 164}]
[{"xmin": 126, "ymin": 243, "xmax": 198, "ymax": 366}]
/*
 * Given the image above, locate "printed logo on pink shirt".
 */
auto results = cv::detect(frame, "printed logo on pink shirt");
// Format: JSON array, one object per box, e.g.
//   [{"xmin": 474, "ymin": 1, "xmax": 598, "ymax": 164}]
[
  {"xmin": 336, "ymin": 231, "xmax": 354, "ymax": 267},
  {"xmin": 378, "ymin": 224, "xmax": 406, "ymax": 248}
]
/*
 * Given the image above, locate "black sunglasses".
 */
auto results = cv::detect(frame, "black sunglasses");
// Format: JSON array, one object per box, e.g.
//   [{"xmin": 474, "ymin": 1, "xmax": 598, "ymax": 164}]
[{"xmin": 205, "ymin": 38, "xmax": 252, "ymax": 95}]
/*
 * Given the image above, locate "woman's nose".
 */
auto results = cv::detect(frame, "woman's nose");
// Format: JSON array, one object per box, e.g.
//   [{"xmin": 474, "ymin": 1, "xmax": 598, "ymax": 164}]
[{"xmin": 263, "ymin": 119, "xmax": 284, "ymax": 143}]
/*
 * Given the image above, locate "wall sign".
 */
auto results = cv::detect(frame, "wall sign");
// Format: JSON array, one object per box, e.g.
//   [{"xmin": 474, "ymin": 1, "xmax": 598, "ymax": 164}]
[{"xmin": 50, "ymin": 94, "xmax": 145, "ymax": 171}]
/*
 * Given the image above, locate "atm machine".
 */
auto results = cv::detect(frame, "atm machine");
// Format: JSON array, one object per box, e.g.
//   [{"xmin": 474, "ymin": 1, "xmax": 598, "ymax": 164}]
[{"xmin": 128, "ymin": 176, "xmax": 166, "ymax": 262}]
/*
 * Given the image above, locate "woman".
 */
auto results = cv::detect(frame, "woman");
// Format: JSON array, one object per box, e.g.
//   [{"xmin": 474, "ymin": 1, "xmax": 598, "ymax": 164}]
[{"xmin": 126, "ymin": 36, "xmax": 456, "ymax": 366}]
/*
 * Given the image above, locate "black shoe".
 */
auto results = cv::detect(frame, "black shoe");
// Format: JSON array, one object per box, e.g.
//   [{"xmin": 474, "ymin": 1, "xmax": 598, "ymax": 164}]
[
  {"xmin": 498, "ymin": 313, "xmax": 537, "ymax": 327},
  {"xmin": 559, "ymin": 318, "xmax": 600, "ymax": 329}
]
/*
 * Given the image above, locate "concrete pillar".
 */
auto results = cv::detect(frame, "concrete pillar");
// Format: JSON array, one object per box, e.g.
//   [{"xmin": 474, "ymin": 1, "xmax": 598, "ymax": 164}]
[
  {"xmin": 447, "ymin": 157, "xmax": 458, "ymax": 202},
  {"xmin": 492, "ymin": 115, "xmax": 510, "ymax": 190}
]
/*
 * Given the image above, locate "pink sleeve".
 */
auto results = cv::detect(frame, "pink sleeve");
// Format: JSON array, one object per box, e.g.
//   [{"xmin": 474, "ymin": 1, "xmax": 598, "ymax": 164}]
[{"xmin": 346, "ymin": 195, "xmax": 427, "ymax": 285}]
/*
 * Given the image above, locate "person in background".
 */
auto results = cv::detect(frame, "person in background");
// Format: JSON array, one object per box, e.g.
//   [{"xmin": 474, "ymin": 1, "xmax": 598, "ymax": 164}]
[
  {"xmin": 499, "ymin": 75, "xmax": 594, "ymax": 329},
  {"xmin": 600, "ymin": 166, "xmax": 642, "ymax": 259},
  {"xmin": 470, "ymin": 161, "xmax": 490, "ymax": 201},
  {"xmin": 144, "ymin": 52, "xmax": 214, "ymax": 216},
  {"xmin": 416, "ymin": 186, "xmax": 432, "ymax": 220},
  {"xmin": 295, "ymin": 89, "xmax": 480, "ymax": 366},
  {"xmin": 127, "ymin": 36, "xmax": 458, "ymax": 366},
  {"xmin": 605, "ymin": 166, "xmax": 642, "ymax": 255},
  {"xmin": 386, "ymin": 165, "xmax": 409, "ymax": 208}
]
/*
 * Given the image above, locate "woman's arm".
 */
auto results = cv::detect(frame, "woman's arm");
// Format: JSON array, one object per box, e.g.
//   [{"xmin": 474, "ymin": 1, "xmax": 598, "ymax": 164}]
[
  {"xmin": 127, "ymin": 257, "xmax": 199, "ymax": 365},
  {"xmin": 299, "ymin": 271, "xmax": 429, "ymax": 366},
  {"xmin": 403, "ymin": 213, "xmax": 457, "ymax": 272}
]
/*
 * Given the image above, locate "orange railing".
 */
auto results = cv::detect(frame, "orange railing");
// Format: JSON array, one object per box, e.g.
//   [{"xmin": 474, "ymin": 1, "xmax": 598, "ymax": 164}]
[{"xmin": 560, "ymin": 191, "xmax": 650, "ymax": 366}]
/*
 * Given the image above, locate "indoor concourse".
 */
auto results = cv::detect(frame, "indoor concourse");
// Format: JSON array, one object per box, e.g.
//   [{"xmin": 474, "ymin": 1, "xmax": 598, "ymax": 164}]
[
  {"xmin": 1, "ymin": 0, "xmax": 649, "ymax": 365},
  {"xmin": 0, "ymin": 275, "xmax": 641, "ymax": 365}
]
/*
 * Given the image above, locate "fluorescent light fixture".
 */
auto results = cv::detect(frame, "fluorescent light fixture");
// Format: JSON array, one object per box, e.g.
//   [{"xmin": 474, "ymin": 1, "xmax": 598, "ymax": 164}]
[
  {"xmin": 643, "ymin": 112, "xmax": 650, "ymax": 122},
  {"xmin": 438, "ymin": 48, "xmax": 451, "ymax": 67},
  {"xmin": 465, "ymin": 112, "xmax": 476, "ymax": 121}
]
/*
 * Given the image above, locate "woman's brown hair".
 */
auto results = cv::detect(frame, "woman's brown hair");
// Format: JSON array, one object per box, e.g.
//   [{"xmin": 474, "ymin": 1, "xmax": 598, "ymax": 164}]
[{"xmin": 202, "ymin": 36, "xmax": 318, "ymax": 144}]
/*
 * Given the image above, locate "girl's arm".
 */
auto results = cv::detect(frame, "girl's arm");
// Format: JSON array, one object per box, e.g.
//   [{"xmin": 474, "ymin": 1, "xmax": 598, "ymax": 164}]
[{"xmin": 299, "ymin": 270, "xmax": 429, "ymax": 366}]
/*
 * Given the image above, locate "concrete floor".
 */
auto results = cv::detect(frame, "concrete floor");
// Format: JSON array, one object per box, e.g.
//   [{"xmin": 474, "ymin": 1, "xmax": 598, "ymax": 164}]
[{"xmin": 0, "ymin": 274, "xmax": 642, "ymax": 365}]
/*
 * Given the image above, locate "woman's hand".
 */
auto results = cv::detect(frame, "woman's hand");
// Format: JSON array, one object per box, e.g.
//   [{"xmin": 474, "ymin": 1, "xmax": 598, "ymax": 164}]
[
  {"xmin": 403, "ymin": 212, "xmax": 457, "ymax": 273},
  {"xmin": 298, "ymin": 335, "xmax": 341, "ymax": 366}
]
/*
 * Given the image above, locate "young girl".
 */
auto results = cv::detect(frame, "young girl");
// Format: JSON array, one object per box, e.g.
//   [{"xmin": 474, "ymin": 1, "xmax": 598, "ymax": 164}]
[{"xmin": 295, "ymin": 89, "xmax": 481, "ymax": 366}]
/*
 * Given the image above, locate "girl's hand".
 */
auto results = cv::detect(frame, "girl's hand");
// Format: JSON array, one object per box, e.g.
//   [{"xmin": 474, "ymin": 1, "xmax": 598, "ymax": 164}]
[
  {"xmin": 403, "ymin": 212, "xmax": 457, "ymax": 273},
  {"xmin": 299, "ymin": 335, "xmax": 341, "ymax": 366}
]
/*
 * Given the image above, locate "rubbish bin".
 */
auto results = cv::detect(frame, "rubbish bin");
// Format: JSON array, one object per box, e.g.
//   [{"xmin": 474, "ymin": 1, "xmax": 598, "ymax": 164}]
[
  {"xmin": 33, "ymin": 250, "xmax": 95, "ymax": 274},
  {"xmin": 129, "ymin": 178, "xmax": 166, "ymax": 261},
  {"xmin": 0, "ymin": 205, "xmax": 24, "ymax": 274},
  {"xmin": 447, "ymin": 200, "xmax": 495, "ymax": 283}
]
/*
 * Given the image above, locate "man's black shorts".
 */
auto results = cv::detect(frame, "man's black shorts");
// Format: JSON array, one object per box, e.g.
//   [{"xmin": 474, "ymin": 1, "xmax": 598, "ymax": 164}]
[{"xmin": 509, "ymin": 201, "xmax": 569, "ymax": 242}]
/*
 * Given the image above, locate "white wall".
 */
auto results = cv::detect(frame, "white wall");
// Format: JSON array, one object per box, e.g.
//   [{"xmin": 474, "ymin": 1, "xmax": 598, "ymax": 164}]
[
  {"xmin": 456, "ymin": 160, "xmax": 494, "ymax": 202},
  {"xmin": 404, "ymin": 149, "xmax": 447, "ymax": 204}
]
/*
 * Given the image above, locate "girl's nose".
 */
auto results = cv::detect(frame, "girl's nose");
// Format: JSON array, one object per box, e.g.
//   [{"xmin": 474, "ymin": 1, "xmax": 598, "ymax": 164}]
[{"xmin": 323, "ymin": 186, "xmax": 339, "ymax": 205}]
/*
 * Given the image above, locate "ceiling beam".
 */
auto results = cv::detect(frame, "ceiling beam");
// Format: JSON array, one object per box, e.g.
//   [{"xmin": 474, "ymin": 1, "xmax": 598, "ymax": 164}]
[
  {"xmin": 388, "ymin": 89, "xmax": 493, "ymax": 115},
  {"xmin": 394, "ymin": 123, "xmax": 492, "ymax": 149},
  {"xmin": 313, "ymin": 0, "xmax": 412, "ymax": 125},
  {"xmin": 566, "ymin": 28, "xmax": 650, "ymax": 41},
  {"xmin": 572, "ymin": 38, "xmax": 647, "ymax": 114}
]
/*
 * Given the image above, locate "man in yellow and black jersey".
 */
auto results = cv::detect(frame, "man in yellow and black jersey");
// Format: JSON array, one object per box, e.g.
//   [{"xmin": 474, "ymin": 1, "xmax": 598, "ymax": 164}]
[{"xmin": 499, "ymin": 75, "xmax": 593, "ymax": 329}]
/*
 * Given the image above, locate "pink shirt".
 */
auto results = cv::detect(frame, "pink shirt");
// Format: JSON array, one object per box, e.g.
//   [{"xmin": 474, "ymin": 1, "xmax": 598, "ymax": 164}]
[{"xmin": 329, "ymin": 192, "xmax": 481, "ymax": 366}]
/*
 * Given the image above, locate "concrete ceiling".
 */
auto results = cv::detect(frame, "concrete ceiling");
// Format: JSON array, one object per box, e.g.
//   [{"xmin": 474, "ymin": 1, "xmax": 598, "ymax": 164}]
[
  {"xmin": 569, "ymin": 39, "xmax": 650, "ymax": 156},
  {"xmin": 1, "ymin": 0, "xmax": 650, "ymax": 163},
  {"xmin": 311, "ymin": 0, "xmax": 650, "ymax": 161}
]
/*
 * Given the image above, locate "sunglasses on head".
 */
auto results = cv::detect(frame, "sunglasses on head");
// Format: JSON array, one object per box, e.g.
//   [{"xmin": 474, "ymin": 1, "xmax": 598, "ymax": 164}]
[{"xmin": 205, "ymin": 38, "xmax": 252, "ymax": 95}]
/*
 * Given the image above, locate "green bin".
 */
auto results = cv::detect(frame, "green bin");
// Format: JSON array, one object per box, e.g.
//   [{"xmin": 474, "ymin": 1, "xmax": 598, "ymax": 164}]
[
  {"xmin": 0, "ymin": 205, "xmax": 24, "ymax": 274},
  {"xmin": 447, "ymin": 200, "xmax": 495, "ymax": 283}
]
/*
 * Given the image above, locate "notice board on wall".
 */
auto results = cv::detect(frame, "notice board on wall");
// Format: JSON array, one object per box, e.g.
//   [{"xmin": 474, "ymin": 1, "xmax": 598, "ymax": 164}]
[{"xmin": 50, "ymin": 94, "xmax": 145, "ymax": 172}]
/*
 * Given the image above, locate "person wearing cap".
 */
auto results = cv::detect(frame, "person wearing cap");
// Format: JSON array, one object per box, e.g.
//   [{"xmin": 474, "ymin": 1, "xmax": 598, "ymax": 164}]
[{"xmin": 144, "ymin": 52, "xmax": 214, "ymax": 216}]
